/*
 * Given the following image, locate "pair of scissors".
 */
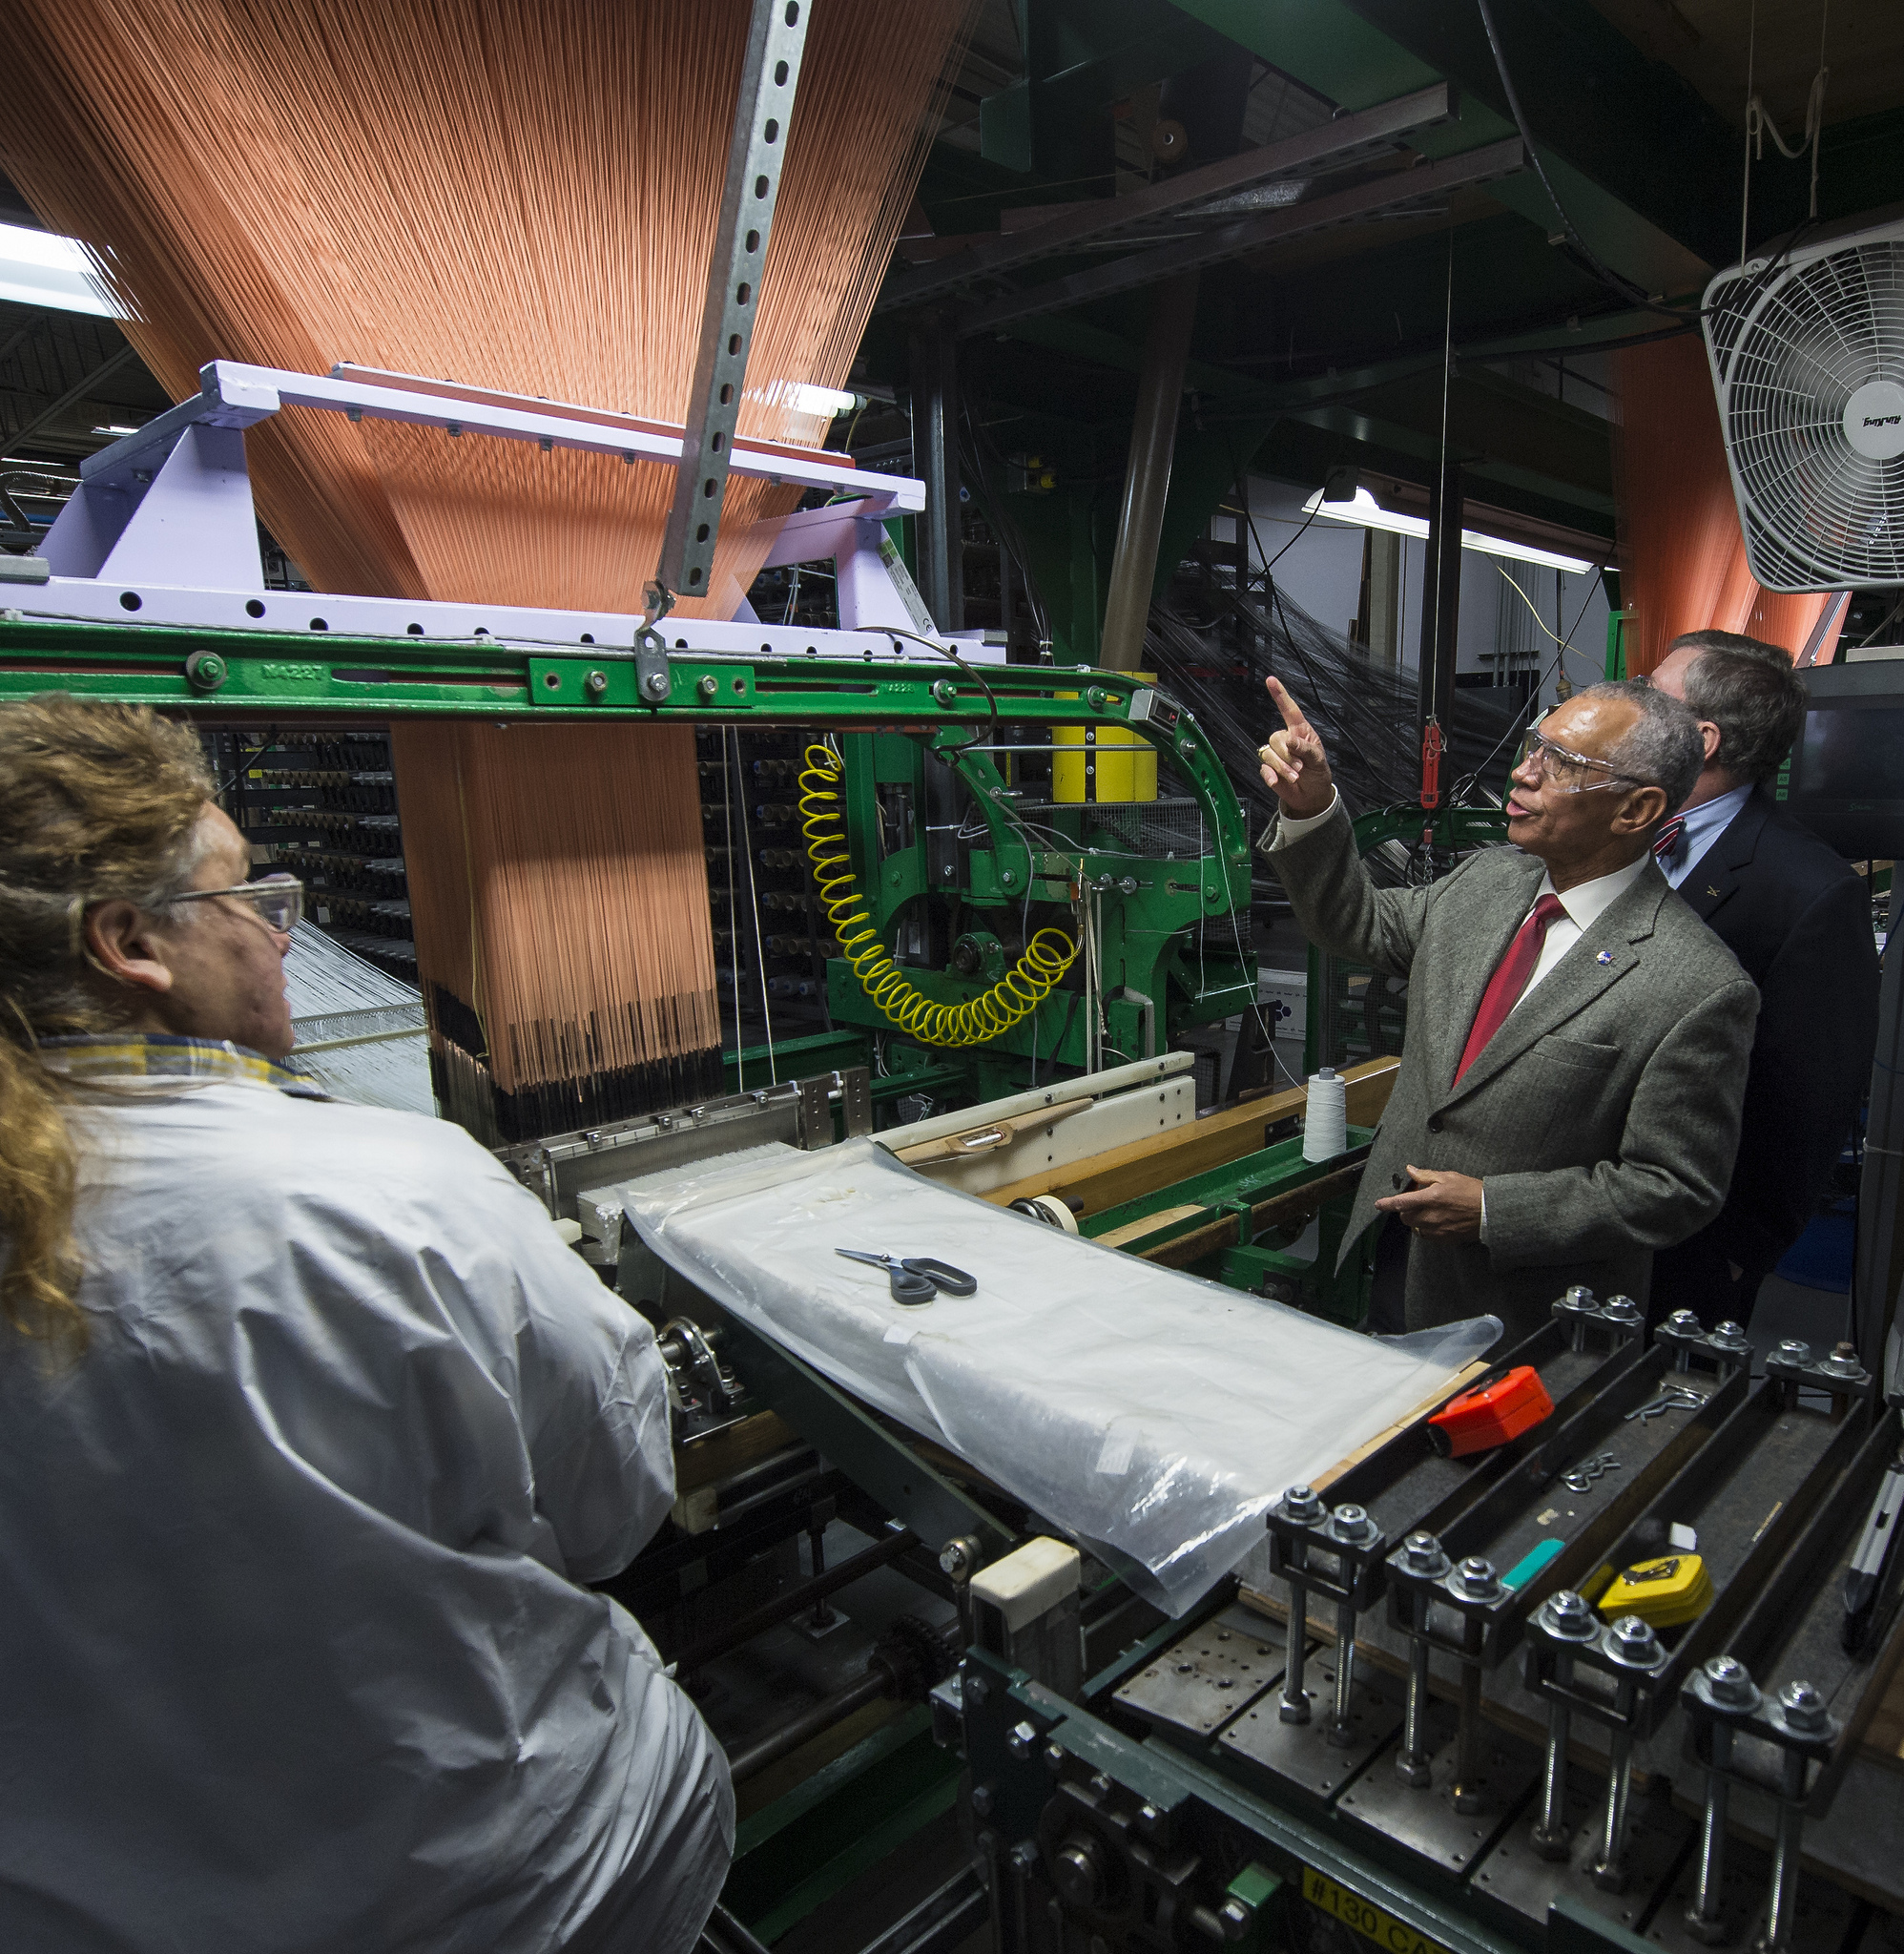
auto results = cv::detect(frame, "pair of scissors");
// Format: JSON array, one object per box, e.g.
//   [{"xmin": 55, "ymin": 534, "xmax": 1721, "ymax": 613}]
[{"xmin": 834, "ymin": 1249, "xmax": 977, "ymax": 1305}]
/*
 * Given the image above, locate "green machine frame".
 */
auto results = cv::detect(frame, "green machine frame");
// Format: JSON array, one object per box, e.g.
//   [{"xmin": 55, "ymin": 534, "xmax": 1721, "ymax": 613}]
[{"xmin": 0, "ymin": 611, "xmax": 1257, "ymax": 1094}]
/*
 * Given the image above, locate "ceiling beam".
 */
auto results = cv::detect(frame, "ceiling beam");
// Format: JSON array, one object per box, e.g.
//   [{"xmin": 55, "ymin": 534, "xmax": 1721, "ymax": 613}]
[
  {"xmin": 881, "ymin": 82, "xmax": 1454, "ymax": 312},
  {"xmin": 960, "ymin": 136, "xmax": 1524, "ymax": 333},
  {"xmin": 1169, "ymin": 0, "xmax": 1725, "ymax": 293}
]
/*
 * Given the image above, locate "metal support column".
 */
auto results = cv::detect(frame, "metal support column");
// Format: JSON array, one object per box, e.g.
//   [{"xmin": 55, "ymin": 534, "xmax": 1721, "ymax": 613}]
[
  {"xmin": 1857, "ymin": 879, "xmax": 1904, "ymax": 1382},
  {"xmin": 1099, "ymin": 272, "xmax": 1199, "ymax": 672},
  {"xmin": 1415, "ymin": 455, "xmax": 1463, "ymax": 809},
  {"xmin": 908, "ymin": 319, "xmax": 962, "ymax": 635}
]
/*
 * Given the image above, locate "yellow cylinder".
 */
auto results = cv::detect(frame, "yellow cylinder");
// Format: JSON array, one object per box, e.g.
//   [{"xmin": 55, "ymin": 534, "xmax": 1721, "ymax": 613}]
[{"xmin": 1052, "ymin": 678, "xmax": 1159, "ymax": 803}]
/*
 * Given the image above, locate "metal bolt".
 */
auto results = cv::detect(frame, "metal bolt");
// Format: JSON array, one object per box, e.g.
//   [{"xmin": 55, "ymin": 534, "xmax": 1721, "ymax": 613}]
[
  {"xmin": 964, "ymin": 1673, "xmax": 990, "ymax": 1708},
  {"xmin": 183, "ymin": 650, "xmax": 228, "ymax": 694},
  {"xmin": 1541, "ymin": 1590, "xmax": 1600, "ymax": 1640},
  {"xmin": 932, "ymin": 677, "xmax": 957, "ymax": 706},
  {"xmin": 1044, "ymin": 1740, "xmax": 1066, "ymax": 1775},
  {"xmin": 641, "ymin": 669, "xmax": 669, "ymax": 699},
  {"xmin": 584, "ymin": 669, "xmax": 609, "ymax": 696},
  {"xmin": 1822, "ymin": 1341, "xmax": 1866, "ymax": 1379},
  {"xmin": 1666, "ymin": 1309, "xmax": 1703, "ymax": 1335},
  {"xmin": 1564, "ymin": 1284, "xmax": 1596, "ymax": 1308},
  {"xmin": 1280, "ymin": 1483, "xmax": 1325, "ymax": 1524},
  {"xmin": 1009, "ymin": 1839, "xmax": 1041, "ymax": 1874},
  {"xmin": 971, "ymin": 1782, "xmax": 995, "ymax": 1817},
  {"xmin": 1402, "ymin": 1531, "xmax": 1449, "ymax": 1575},
  {"xmin": 1007, "ymin": 1720, "xmax": 1037, "ymax": 1760},
  {"xmin": 697, "ymin": 675, "xmax": 718, "ymax": 699},
  {"xmin": 939, "ymin": 1536, "xmax": 980, "ymax": 1582},
  {"xmin": 1603, "ymin": 1294, "xmax": 1642, "ymax": 1322},
  {"xmin": 1136, "ymin": 1801, "xmax": 1165, "ymax": 1838},
  {"xmin": 1774, "ymin": 1339, "xmax": 1811, "ymax": 1365},
  {"xmin": 1453, "ymin": 1556, "xmax": 1500, "ymax": 1599},
  {"xmin": 1331, "ymin": 1503, "xmax": 1376, "ymax": 1544},
  {"xmin": 1607, "ymin": 1614, "xmax": 1663, "ymax": 1664},
  {"xmin": 1778, "ymin": 1680, "xmax": 1829, "ymax": 1734},
  {"xmin": 1704, "ymin": 1655, "xmax": 1756, "ymax": 1708}
]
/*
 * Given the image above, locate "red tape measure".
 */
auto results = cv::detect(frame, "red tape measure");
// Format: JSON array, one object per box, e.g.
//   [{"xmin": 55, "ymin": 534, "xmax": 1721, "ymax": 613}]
[{"xmin": 1427, "ymin": 1364, "xmax": 1554, "ymax": 1458}]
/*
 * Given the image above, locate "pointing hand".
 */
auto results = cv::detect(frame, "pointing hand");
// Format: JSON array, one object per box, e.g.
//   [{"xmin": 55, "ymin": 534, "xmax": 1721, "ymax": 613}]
[{"xmin": 1258, "ymin": 676, "xmax": 1335, "ymax": 821}]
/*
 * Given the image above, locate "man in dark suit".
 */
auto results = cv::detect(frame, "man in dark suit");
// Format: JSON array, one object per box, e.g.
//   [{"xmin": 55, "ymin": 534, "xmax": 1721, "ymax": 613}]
[
  {"xmin": 1647, "ymin": 630, "xmax": 1880, "ymax": 1327},
  {"xmin": 1258, "ymin": 676, "xmax": 1758, "ymax": 1345}
]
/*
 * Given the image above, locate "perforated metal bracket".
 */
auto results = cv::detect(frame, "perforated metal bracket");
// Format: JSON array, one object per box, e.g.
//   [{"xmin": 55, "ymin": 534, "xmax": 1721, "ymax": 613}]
[
  {"xmin": 652, "ymin": 0, "xmax": 812, "ymax": 611},
  {"xmin": 633, "ymin": 627, "xmax": 671, "ymax": 705}
]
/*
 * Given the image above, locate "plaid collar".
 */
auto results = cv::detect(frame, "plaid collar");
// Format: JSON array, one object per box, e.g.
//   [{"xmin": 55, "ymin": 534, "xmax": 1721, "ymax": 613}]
[{"xmin": 39, "ymin": 1033, "xmax": 329, "ymax": 1100}]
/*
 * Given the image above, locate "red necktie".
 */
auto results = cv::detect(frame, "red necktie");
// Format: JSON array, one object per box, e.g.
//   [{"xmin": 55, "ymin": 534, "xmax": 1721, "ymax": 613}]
[
  {"xmin": 1653, "ymin": 815, "xmax": 1687, "ymax": 866},
  {"xmin": 1453, "ymin": 893, "xmax": 1568, "ymax": 1084}
]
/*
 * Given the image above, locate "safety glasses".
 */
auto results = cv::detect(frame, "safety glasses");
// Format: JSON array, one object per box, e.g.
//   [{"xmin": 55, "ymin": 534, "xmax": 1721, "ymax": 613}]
[
  {"xmin": 171, "ymin": 873, "xmax": 304, "ymax": 934},
  {"xmin": 1514, "ymin": 729, "xmax": 1641, "ymax": 796}
]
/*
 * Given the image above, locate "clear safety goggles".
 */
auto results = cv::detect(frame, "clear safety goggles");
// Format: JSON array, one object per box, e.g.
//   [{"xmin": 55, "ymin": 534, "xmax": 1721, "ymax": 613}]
[
  {"xmin": 171, "ymin": 872, "xmax": 304, "ymax": 934},
  {"xmin": 1513, "ymin": 729, "xmax": 1642, "ymax": 796}
]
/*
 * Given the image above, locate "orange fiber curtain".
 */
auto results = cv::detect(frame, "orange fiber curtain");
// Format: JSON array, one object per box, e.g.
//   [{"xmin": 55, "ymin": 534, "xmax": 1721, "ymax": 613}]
[{"xmin": 1615, "ymin": 335, "xmax": 1844, "ymax": 674}]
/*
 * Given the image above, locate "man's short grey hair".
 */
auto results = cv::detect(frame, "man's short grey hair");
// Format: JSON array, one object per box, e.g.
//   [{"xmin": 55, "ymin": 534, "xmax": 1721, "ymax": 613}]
[
  {"xmin": 1574, "ymin": 679, "xmax": 1705, "ymax": 813},
  {"xmin": 1667, "ymin": 629, "xmax": 1809, "ymax": 784}
]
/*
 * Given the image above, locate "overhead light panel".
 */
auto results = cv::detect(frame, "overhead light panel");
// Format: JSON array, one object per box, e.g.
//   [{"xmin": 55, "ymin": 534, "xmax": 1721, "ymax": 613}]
[
  {"xmin": 0, "ymin": 221, "xmax": 126, "ymax": 319},
  {"xmin": 92, "ymin": 423, "xmax": 140, "ymax": 437},
  {"xmin": 1301, "ymin": 486, "xmax": 1598, "ymax": 575}
]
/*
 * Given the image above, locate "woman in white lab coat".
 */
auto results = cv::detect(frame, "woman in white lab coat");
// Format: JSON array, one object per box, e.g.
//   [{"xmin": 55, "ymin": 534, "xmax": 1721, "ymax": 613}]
[{"xmin": 0, "ymin": 694, "xmax": 731, "ymax": 1953}]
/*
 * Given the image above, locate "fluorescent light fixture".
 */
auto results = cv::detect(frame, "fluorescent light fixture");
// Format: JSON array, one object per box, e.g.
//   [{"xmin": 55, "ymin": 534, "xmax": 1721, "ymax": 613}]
[
  {"xmin": 0, "ymin": 221, "xmax": 126, "ymax": 319},
  {"xmin": 1302, "ymin": 486, "xmax": 1597, "ymax": 576},
  {"xmin": 785, "ymin": 383, "xmax": 859, "ymax": 420},
  {"xmin": 92, "ymin": 424, "xmax": 140, "ymax": 437}
]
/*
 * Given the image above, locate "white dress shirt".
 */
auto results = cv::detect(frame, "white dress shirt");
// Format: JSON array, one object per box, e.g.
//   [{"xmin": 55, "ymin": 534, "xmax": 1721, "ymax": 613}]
[
  {"xmin": 0, "ymin": 1048, "xmax": 733, "ymax": 1954},
  {"xmin": 1662, "ymin": 781, "xmax": 1752, "ymax": 888}
]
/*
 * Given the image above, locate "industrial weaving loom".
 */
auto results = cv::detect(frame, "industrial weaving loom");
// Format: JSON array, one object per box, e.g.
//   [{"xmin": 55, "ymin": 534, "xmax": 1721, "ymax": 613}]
[{"xmin": 3, "ymin": 7, "xmax": 1902, "ymax": 1953}]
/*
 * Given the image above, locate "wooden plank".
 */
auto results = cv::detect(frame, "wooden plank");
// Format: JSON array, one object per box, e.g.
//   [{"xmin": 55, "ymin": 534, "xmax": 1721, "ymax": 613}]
[
  {"xmin": 1096, "ymin": 1203, "xmax": 1206, "ymax": 1250},
  {"xmin": 1138, "ymin": 1160, "xmax": 1366, "ymax": 1269},
  {"xmin": 1865, "ymin": 1657, "xmax": 1904, "ymax": 1769},
  {"xmin": 981, "ymin": 1056, "xmax": 1398, "ymax": 1217},
  {"xmin": 1311, "ymin": 1360, "xmax": 1488, "ymax": 1489},
  {"xmin": 674, "ymin": 1410, "xmax": 800, "ymax": 1493}
]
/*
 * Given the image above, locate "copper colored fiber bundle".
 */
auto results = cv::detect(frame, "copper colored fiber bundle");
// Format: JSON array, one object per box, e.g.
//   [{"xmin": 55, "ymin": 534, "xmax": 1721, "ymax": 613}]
[
  {"xmin": 1614, "ymin": 336, "xmax": 1844, "ymax": 675},
  {"xmin": 0, "ymin": 0, "xmax": 969, "ymax": 616},
  {"xmin": 1, "ymin": 0, "xmax": 971, "ymax": 1138},
  {"xmin": 391, "ymin": 721, "xmax": 722, "ymax": 1143}
]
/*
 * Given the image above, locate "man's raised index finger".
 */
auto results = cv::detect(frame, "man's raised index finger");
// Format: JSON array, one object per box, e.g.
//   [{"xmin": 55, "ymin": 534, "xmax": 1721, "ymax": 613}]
[{"xmin": 1264, "ymin": 675, "xmax": 1312, "ymax": 734}]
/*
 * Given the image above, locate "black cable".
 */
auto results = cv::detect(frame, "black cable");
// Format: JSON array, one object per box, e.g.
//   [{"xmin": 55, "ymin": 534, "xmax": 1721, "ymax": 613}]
[{"xmin": 1472, "ymin": 0, "xmax": 1825, "ymax": 325}]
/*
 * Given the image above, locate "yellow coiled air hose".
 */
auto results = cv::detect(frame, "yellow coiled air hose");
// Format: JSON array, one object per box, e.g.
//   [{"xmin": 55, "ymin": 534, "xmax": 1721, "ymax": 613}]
[{"xmin": 797, "ymin": 743, "xmax": 1078, "ymax": 1048}]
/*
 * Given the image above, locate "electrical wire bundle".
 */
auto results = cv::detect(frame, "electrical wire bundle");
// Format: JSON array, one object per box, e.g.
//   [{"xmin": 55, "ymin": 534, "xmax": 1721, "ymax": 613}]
[{"xmin": 1142, "ymin": 579, "xmax": 1526, "ymax": 826}]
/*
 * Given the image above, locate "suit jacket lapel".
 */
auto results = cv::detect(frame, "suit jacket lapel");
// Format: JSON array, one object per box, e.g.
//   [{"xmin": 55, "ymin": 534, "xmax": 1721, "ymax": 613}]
[
  {"xmin": 1436, "ymin": 852, "xmax": 1546, "ymax": 1090},
  {"xmin": 1439, "ymin": 865, "xmax": 1667, "ymax": 1106},
  {"xmin": 1681, "ymin": 788, "xmax": 1771, "ymax": 925}
]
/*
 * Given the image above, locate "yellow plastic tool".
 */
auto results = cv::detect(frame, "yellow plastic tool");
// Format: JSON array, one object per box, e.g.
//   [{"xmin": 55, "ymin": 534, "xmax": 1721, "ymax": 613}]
[{"xmin": 1599, "ymin": 1552, "xmax": 1712, "ymax": 1629}]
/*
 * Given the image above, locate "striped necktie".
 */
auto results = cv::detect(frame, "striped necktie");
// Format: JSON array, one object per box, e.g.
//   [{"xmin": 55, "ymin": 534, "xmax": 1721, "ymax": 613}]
[{"xmin": 1653, "ymin": 815, "xmax": 1687, "ymax": 869}]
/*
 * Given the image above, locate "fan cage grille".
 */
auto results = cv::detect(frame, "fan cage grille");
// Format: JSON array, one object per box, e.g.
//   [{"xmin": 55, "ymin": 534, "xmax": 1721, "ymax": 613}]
[{"xmin": 1704, "ymin": 237, "xmax": 1904, "ymax": 592}]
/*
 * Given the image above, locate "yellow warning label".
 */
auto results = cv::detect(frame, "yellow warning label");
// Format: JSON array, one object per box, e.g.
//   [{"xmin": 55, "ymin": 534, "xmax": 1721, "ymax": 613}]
[{"xmin": 1302, "ymin": 1868, "xmax": 1457, "ymax": 1954}]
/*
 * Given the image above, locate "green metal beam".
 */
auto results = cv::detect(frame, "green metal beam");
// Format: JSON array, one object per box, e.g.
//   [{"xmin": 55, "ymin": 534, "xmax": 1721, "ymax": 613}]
[{"xmin": 1171, "ymin": 0, "xmax": 1727, "ymax": 290}]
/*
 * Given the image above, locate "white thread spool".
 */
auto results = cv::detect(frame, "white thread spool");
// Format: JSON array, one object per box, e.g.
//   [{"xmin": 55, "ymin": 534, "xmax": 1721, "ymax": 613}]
[{"xmin": 1303, "ymin": 1066, "xmax": 1348, "ymax": 1162}]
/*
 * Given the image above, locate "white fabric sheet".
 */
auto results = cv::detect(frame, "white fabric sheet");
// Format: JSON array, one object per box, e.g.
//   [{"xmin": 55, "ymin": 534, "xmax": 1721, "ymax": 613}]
[
  {"xmin": 624, "ymin": 1140, "xmax": 1497, "ymax": 1614},
  {"xmin": 0, "ymin": 1069, "xmax": 731, "ymax": 1954}
]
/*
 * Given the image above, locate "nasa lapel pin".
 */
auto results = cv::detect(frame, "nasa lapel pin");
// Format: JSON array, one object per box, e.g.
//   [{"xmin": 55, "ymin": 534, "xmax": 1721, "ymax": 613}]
[{"xmin": 1596, "ymin": 949, "xmax": 1614, "ymax": 965}]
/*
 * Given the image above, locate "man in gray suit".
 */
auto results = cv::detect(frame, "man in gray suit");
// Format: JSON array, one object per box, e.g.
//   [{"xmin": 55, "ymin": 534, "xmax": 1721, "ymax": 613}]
[{"xmin": 1258, "ymin": 676, "xmax": 1758, "ymax": 1343}]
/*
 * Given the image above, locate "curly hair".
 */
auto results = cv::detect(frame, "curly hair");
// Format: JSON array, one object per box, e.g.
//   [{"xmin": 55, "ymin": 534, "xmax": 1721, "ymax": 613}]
[{"xmin": 0, "ymin": 695, "xmax": 212, "ymax": 1349}]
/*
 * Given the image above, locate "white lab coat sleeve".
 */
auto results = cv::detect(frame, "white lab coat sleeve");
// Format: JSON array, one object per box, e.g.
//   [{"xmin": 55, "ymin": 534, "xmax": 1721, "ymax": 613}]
[{"xmin": 481, "ymin": 1175, "xmax": 676, "ymax": 1583}]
